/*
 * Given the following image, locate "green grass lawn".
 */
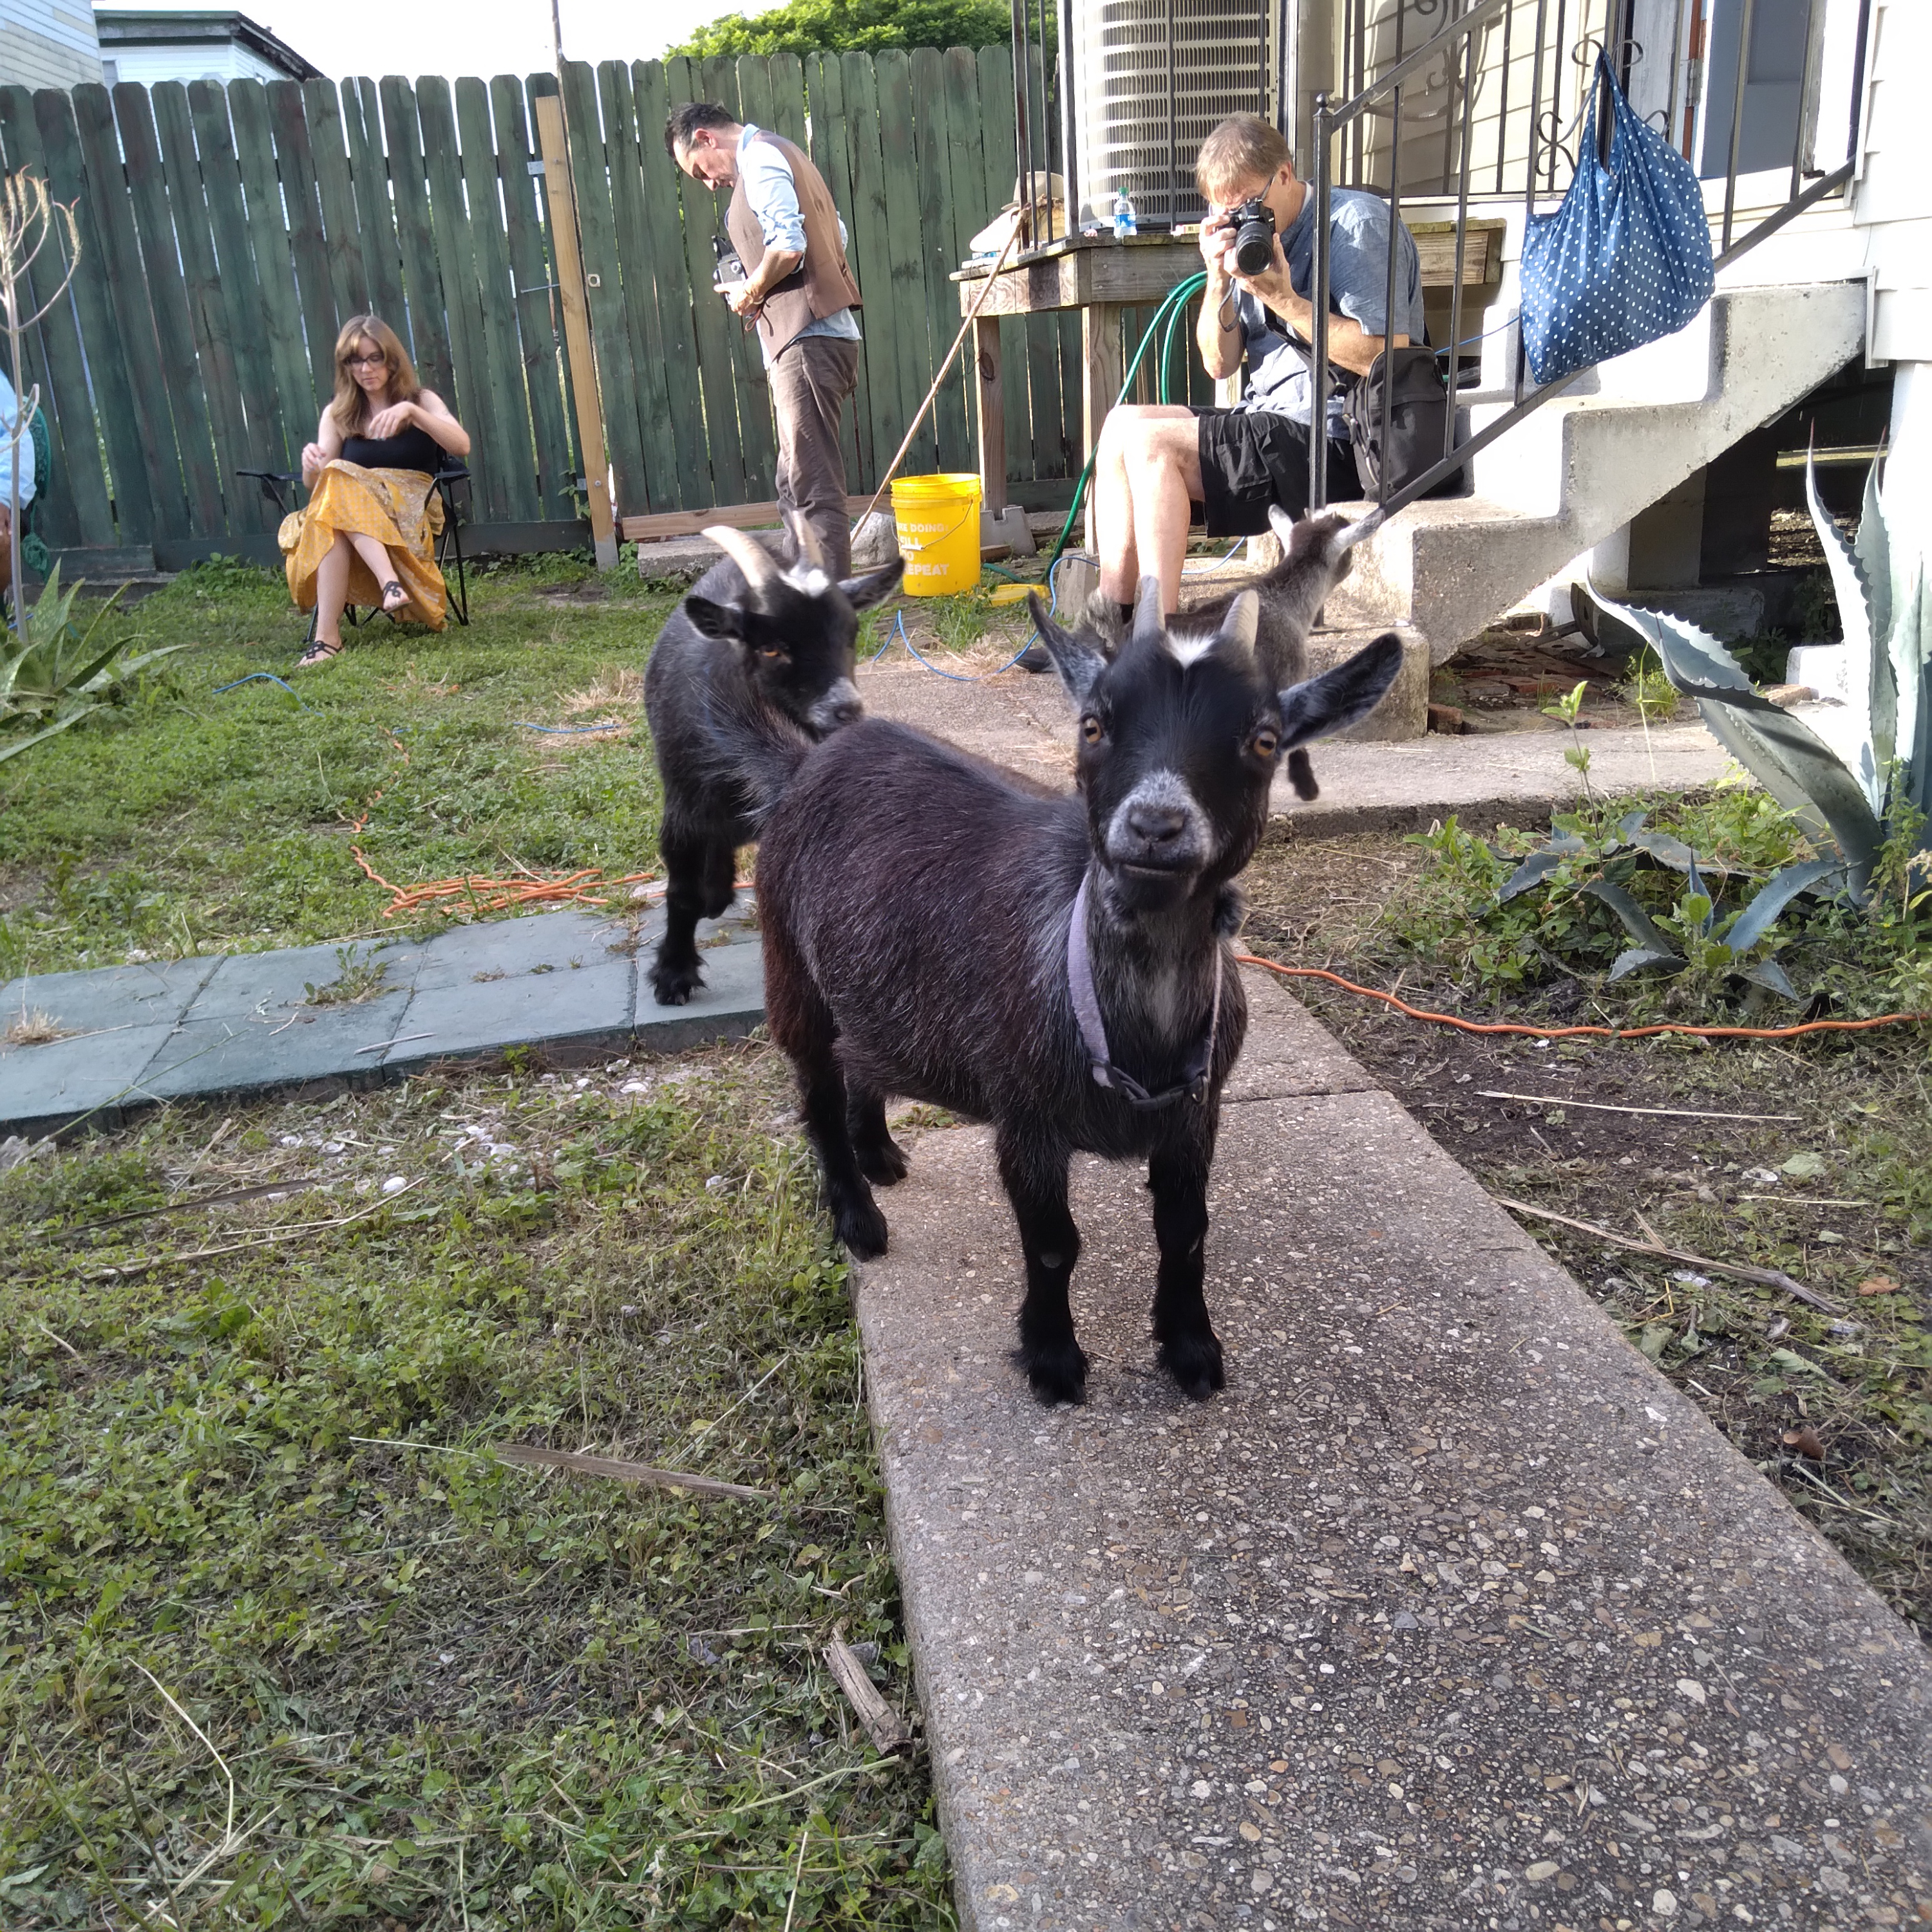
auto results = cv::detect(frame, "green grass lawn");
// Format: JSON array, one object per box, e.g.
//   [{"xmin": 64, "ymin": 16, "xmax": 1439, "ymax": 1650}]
[
  {"xmin": 2, "ymin": 1046, "xmax": 953, "ymax": 1927},
  {"xmin": 1, "ymin": 555, "xmax": 679, "ymax": 981},
  {"xmin": 0, "ymin": 556, "xmax": 1046, "ymax": 985}
]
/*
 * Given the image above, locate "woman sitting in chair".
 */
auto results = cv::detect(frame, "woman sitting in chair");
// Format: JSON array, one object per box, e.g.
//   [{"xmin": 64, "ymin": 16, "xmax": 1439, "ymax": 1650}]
[{"xmin": 284, "ymin": 314, "xmax": 469, "ymax": 668}]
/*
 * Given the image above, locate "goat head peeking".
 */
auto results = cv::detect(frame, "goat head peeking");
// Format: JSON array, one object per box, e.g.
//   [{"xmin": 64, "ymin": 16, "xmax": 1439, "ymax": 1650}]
[
  {"xmin": 1030, "ymin": 578, "xmax": 1401, "ymax": 916},
  {"xmin": 642, "ymin": 525, "xmax": 902, "ymax": 1010},
  {"xmin": 681, "ymin": 524, "xmax": 902, "ymax": 737}
]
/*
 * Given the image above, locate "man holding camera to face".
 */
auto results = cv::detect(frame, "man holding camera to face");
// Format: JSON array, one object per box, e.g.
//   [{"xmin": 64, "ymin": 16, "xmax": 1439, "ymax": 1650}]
[
  {"xmin": 1090, "ymin": 113, "xmax": 1425, "ymax": 624},
  {"xmin": 667, "ymin": 102, "xmax": 864, "ymax": 578}
]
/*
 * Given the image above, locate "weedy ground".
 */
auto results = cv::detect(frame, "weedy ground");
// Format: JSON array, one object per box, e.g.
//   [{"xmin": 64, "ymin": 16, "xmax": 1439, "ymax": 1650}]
[
  {"xmin": 1, "ymin": 1042, "xmax": 953, "ymax": 1928},
  {"xmin": 1242, "ymin": 810, "xmax": 1932, "ymax": 1640}
]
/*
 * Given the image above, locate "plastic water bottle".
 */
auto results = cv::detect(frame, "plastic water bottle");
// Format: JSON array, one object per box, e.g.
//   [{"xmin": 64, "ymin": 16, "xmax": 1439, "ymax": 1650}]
[{"xmin": 1113, "ymin": 190, "xmax": 1137, "ymax": 240}]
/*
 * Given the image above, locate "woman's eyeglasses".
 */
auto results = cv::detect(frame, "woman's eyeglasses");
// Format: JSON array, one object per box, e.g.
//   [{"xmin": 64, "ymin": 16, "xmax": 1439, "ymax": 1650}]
[{"xmin": 346, "ymin": 351, "xmax": 388, "ymax": 368}]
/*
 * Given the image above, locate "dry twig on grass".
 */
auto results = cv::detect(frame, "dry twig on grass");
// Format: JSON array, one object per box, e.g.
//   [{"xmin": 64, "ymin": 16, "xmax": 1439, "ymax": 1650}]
[
  {"xmin": 823, "ymin": 1631, "xmax": 913, "ymax": 1757},
  {"xmin": 491, "ymin": 1442, "xmax": 768, "ymax": 1501},
  {"xmin": 1493, "ymin": 1193, "xmax": 1844, "ymax": 1313}
]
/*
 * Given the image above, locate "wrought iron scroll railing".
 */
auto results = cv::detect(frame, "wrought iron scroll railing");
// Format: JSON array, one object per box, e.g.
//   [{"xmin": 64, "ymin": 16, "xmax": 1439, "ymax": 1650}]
[{"xmin": 1305, "ymin": 0, "xmax": 1871, "ymax": 521}]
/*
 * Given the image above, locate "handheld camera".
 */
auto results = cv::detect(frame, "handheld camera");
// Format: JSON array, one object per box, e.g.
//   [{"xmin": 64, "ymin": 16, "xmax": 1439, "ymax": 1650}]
[
  {"xmin": 711, "ymin": 231, "xmax": 747, "ymax": 289},
  {"xmin": 1229, "ymin": 197, "xmax": 1276, "ymax": 276}
]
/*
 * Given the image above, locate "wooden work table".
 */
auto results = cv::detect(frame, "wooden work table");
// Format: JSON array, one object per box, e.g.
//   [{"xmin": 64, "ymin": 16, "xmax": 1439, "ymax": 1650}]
[{"xmin": 952, "ymin": 221, "xmax": 1502, "ymax": 519}]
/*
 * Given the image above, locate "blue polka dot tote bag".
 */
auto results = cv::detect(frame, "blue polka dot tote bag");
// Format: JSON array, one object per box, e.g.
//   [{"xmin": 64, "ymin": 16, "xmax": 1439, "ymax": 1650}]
[{"xmin": 1520, "ymin": 52, "xmax": 1714, "ymax": 387}]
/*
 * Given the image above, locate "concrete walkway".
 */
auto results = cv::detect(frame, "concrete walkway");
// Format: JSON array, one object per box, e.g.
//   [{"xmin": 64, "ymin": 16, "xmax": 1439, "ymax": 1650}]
[
  {"xmin": 1, "ymin": 905, "xmax": 762, "ymax": 1139},
  {"xmin": 855, "ymin": 656, "xmax": 1729, "ymax": 837},
  {"xmin": 855, "ymin": 968, "xmax": 1932, "ymax": 1932}
]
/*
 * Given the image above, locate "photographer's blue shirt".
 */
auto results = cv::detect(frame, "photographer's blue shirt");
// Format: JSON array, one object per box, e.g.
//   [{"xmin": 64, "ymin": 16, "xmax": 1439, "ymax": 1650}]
[
  {"xmin": 737, "ymin": 124, "xmax": 862, "ymax": 356},
  {"xmin": 1235, "ymin": 185, "xmax": 1425, "ymax": 433}
]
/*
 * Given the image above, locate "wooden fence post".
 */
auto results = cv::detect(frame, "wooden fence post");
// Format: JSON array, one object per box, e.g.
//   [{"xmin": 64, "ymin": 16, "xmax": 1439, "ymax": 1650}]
[{"xmin": 534, "ymin": 91, "xmax": 617, "ymax": 569}]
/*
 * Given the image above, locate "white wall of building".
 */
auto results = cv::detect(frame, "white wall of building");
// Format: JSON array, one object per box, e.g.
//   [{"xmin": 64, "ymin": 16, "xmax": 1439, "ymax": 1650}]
[
  {"xmin": 100, "ymin": 39, "xmax": 288, "ymax": 86},
  {"xmin": 1852, "ymin": 0, "xmax": 1932, "ymax": 365},
  {"xmin": 0, "ymin": 0, "xmax": 103, "ymax": 88}
]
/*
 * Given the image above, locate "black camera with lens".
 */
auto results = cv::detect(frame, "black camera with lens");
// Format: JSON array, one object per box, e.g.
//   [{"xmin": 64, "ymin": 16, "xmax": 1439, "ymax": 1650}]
[{"xmin": 1228, "ymin": 197, "xmax": 1276, "ymax": 276}]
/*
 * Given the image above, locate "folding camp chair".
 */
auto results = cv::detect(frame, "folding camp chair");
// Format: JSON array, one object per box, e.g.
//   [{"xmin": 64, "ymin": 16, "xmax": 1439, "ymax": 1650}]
[{"xmin": 234, "ymin": 459, "xmax": 473, "ymax": 640}]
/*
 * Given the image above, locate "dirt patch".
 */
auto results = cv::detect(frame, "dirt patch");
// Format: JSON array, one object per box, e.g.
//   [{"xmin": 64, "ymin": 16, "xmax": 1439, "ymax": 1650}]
[{"xmin": 1240, "ymin": 829, "xmax": 1932, "ymax": 1639}]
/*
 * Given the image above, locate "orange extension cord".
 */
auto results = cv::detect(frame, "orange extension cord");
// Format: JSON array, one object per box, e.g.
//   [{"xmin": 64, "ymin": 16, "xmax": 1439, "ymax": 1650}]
[
  {"xmin": 1235, "ymin": 954, "xmax": 1932, "ymax": 1043},
  {"xmin": 342, "ymin": 728, "xmax": 661, "ymax": 918}
]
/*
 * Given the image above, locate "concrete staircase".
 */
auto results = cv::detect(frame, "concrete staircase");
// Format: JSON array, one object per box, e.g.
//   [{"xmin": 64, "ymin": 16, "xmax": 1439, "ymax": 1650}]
[{"xmin": 1340, "ymin": 279, "xmax": 1868, "ymax": 664}]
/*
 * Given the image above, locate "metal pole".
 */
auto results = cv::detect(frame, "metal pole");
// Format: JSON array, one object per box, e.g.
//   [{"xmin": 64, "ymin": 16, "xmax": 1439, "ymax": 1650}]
[
  {"xmin": 1519, "ymin": 0, "xmax": 1550, "ymax": 402},
  {"xmin": 1720, "ymin": 0, "xmax": 1756, "ymax": 252},
  {"xmin": 1446, "ymin": 17, "xmax": 1477, "ymax": 466},
  {"xmin": 1166, "ymin": 0, "xmax": 1179, "ymax": 225},
  {"xmin": 1379, "ymin": 79, "xmax": 1403, "ymax": 507},
  {"xmin": 1495, "ymin": 0, "xmax": 1515, "ymax": 191},
  {"xmin": 1020, "ymin": 0, "xmax": 1036, "ymax": 247},
  {"xmin": 1310, "ymin": 92, "xmax": 1332, "ymax": 510},
  {"xmin": 1788, "ymin": 0, "xmax": 1817, "ymax": 202},
  {"xmin": 1057, "ymin": 0, "xmax": 1078, "ymax": 226}
]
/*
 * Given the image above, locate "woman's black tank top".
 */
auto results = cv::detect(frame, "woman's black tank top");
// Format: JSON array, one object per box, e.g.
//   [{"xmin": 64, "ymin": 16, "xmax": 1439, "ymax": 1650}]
[{"xmin": 340, "ymin": 422, "xmax": 443, "ymax": 474}]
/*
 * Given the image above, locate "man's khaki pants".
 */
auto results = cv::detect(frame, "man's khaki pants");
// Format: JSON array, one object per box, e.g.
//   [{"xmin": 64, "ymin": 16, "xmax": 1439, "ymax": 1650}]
[{"xmin": 770, "ymin": 334, "xmax": 859, "ymax": 581}]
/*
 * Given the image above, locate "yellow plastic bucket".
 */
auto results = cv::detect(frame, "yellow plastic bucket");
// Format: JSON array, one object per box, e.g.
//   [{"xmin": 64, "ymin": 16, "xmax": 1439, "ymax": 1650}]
[{"xmin": 890, "ymin": 472, "xmax": 982, "ymax": 596}]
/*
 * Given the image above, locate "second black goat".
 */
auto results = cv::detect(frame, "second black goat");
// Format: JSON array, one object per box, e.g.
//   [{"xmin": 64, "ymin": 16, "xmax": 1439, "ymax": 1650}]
[
  {"xmin": 756, "ymin": 578, "xmax": 1402, "ymax": 1403},
  {"xmin": 642, "ymin": 526, "xmax": 902, "ymax": 1006}
]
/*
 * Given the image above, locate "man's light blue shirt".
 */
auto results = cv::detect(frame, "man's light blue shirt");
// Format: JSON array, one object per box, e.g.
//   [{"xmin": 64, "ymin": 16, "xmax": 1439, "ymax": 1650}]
[
  {"xmin": 1235, "ymin": 185, "xmax": 1426, "ymax": 435},
  {"xmin": 737, "ymin": 124, "xmax": 862, "ymax": 361}
]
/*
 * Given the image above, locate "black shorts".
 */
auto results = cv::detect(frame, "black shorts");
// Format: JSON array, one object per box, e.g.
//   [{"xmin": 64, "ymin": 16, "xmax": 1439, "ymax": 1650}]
[{"xmin": 1193, "ymin": 407, "xmax": 1359, "ymax": 538}]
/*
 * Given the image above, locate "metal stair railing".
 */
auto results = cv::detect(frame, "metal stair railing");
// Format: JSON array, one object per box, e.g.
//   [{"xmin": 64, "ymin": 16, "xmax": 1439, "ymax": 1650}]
[{"xmin": 1305, "ymin": 0, "xmax": 1871, "ymax": 525}]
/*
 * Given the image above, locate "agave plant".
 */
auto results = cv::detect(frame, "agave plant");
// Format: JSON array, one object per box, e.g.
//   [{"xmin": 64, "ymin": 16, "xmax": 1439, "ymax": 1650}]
[
  {"xmin": 0, "ymin": 566, "xmax": 186, "ymax": 762},
  {"xmin": 1592, "ymin": 452, "xmax": 1928, "ymax": 902},
  {"xmin": 1495, "ymin": 808, "xmax": 1834, "ymax": 999}
]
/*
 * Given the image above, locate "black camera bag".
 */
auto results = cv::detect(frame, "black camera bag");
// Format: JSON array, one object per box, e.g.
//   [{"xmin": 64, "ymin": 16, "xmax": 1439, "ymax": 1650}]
[{"xmin": 1340, "ymin": 343, "xmax": 1460, "ymax": 498}]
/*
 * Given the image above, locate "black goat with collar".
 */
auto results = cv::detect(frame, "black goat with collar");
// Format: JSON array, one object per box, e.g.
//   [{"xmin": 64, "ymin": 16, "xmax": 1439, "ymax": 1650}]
[
  {"xmin": 757, "ymin": 579, "xmax": 1401, "ymax": 1403},
  {"xmin": 642, "ymin": 526, "xmax": 902, "ymax": 1007}
]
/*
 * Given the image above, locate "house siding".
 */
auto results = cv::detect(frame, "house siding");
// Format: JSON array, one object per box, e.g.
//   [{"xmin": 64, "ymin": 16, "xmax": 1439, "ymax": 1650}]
[
  {"xmin": 0, "ymin": 0, "xmax": 102, "ymax": 88},
  {"xmin": 103, "ymin": 42, "xmax": 290, "ymax": 86},
  {"xmin": 1853, "ymin": 0, "xmax": 1932, "ymax": 362}
]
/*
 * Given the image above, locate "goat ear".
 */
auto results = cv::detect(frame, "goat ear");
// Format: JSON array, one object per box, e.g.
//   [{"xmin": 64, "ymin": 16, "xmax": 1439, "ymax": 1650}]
[
  {"xmin": 1265, "ymin": 502, "xmax": 1299, "ymax": 553},
  {"xmin": 1276, "ymin": 632, "xmax": 1404, "ymax": 748},
  {"xmin": 1128, "ymin": 574, "xmax": 1165, "ymax": 645},
  {"xmin": 1333, "ymin": 504, "xmax": 1385, "ymax": 551},
  {"xmin": 1217, "ymin": 588, "xmax": 1260, "ymax": 656},
  {"xmin": 1027, "ymin": 592, "xmax": 1107, "ymax": 703},
  {"xmin": 838, "ymin": 556, "xmax": 905, "ymax": 611},
  {"xmin": 684, "ymin": 594, "xmax": 750, "ymax": 646}
]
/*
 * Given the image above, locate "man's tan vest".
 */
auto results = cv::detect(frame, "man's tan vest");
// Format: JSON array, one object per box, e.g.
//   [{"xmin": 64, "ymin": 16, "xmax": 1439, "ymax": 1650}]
[{"xmin": 724, "ymin": 130, "xmax": 863, "ymax": 361}]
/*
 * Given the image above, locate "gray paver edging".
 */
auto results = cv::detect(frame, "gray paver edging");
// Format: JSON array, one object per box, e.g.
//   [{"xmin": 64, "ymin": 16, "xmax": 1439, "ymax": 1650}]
[
  {"xmin": 850, "ymin": 969, "xmax": 1932, "ymax": 1932},
  {"xmin": 1, "ymin": 909, "xmax": 764, "ymax": 1139}
]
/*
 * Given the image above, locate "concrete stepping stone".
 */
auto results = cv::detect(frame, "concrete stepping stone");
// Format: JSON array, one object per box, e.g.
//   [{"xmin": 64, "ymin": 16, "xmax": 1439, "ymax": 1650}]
[
  {"xmin": 853, "ymin": 969, "xmax": 1932, "ymax": 1931},
  {"xmin": 137, "ymin": 938, "xmax": 426, "ymax": 1105},
  {"xmin": 1, "ymin": 907, "xmax": 766, "ymax": 1137}
]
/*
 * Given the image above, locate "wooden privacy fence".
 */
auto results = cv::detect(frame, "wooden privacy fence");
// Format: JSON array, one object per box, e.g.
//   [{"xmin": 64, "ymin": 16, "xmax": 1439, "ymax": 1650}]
[
  {"xmin": 0, "ymin": 49, "xmax": 1091, "ymax": 572},
  {"xmin": 0, "ymin": 71, "xmax": 590, "ymax": 567}
]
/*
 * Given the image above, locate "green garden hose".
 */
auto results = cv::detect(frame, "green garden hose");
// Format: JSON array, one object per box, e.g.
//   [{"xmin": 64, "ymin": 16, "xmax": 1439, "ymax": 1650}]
[{"xmin": 1048, "ymin": 271, "xmax": 1209, "ymax": 563}]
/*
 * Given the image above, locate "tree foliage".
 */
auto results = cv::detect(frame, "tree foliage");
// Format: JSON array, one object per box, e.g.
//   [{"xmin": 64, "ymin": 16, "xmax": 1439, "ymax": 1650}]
[{"xmin": 669, "ymin": 0, "xmax": 1023, "ymax": 59}]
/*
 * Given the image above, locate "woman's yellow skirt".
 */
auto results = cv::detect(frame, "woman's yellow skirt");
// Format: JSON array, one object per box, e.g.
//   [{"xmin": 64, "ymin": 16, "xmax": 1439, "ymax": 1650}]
[{"xmin": 279, "ymin": 461, "xmax": 447, "ymax": 629}]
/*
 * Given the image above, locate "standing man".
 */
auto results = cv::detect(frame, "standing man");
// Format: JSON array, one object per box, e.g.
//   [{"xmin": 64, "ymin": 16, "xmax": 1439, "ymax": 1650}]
[
  {"xmin": 1091, "ymin": 113, "xmax": 1425, "ymax": 622},
  {"xmin": 667, "ymin": 102, "xmax": 864, "ymax": 579}
]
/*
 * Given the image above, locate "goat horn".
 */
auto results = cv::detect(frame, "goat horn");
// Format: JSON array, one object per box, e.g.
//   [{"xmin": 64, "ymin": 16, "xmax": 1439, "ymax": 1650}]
[
  {"xmin": 1334, "ymin": 506, "xmax": 1387, "ymax": 549},
  {"xmin": 703, "ymin": 525, "xmax": 782, "ymax": 596},
  {"xmin": 1130, "ymin": 574, "xmax": 1165, "ymax": 643}
]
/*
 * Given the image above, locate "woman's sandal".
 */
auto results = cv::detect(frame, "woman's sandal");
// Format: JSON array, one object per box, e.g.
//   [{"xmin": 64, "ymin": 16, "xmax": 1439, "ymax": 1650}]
[
  {"xmin": 380, "ymin": 580, "xmax": 410, "ymax": 614},
  {"xmin": 298, "ymin": 636, "xmax": 345, "ymax": 668}
]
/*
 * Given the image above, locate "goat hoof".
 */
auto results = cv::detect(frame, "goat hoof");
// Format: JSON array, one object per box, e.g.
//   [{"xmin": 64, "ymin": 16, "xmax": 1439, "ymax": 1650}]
[
  {"xmin": 856, "ymin": 1136, "xmax": 910, "ymax": 1186},
  {"xmin": 834, "ymin": 1194, "xmax": 889, "ymax": 1260},
  {"xmin": 649, "ymin": 960, "xmax": 704, "ymax": 1007},
  {"xmin": 1019, "ymin": 1340, "xmax": 1088, "ymax": 1406},
  {"xmin": 1158, "ymin": 1333, "xmax": 1226, "ymax": 1400}
]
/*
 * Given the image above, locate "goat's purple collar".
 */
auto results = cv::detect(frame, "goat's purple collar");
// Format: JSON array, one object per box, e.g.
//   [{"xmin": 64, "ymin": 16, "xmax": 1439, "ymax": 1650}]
[{"xmin": 1066, "ymin": 869, "xmax": 1223, "ymax": 1111}]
